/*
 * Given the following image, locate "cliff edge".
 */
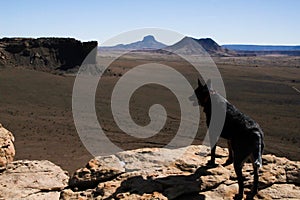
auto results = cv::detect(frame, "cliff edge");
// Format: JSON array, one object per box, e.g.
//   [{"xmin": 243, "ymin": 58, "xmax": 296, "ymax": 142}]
[{"xmin": 0, "ymin": 37, "xmax": 97, "ymax": 71}]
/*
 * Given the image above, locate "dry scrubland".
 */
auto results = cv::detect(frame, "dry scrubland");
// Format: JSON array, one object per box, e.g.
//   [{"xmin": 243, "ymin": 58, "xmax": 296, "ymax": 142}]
[{"xmin": 0, "ymin": 55, "xmax": 299, "ymax": 173}]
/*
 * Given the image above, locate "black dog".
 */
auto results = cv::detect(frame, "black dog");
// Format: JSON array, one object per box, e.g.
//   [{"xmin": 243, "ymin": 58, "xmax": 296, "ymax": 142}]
[{"xmin": 192, "ymin": 79, "xmax": 264, "ymax": 199}]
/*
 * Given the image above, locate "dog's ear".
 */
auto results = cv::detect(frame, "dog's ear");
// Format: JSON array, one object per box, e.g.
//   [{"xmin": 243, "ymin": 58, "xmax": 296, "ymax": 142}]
[{"xmin": 198, "ymin": 78, "xmax": 202, "ymax": 87}]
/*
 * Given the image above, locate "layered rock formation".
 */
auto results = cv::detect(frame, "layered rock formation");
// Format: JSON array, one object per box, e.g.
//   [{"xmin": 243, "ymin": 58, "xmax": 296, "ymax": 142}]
[
  {"xmin": 62, "ymin": 146, "xmax": 300, "ymax": 200},
  {"xmin": 0, "ymin": 123, "xmax": 15, "ymax": 171},
  {"xmin": 0, "ymin": 37, "xmax": 97, "ymax": 71}
]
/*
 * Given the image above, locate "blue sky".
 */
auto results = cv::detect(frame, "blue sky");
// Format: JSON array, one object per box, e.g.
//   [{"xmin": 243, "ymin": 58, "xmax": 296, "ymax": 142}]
[{"xmin": 1, "ymin": 0, "xmax": 299, "ymax": 45}]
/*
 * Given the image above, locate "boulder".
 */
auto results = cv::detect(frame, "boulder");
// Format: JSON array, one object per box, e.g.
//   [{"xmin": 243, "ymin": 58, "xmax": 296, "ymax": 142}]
[
  {"xmin": 0, "ymin": 123, "xmax": 15, "ymax": 171},
  {"xmin": 69, "ymin": 155, "xmax": 125, "ymax": 190},
  {"xmin": 61, "ymin": 145, "xmax": 300, "ymax": 200},
  {"xmin": 0, "ymin": 160, "xmax": 69, "ymax": 200}
]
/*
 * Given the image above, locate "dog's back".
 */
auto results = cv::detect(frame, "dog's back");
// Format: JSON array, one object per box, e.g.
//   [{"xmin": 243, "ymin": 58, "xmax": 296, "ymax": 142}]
[
  {"xmin": 223, "ymin": 100, "xmax": 264, "ymax": 167},
  {"xmin": 206, "ymin": 92, "xmax": 264, "ymax": 166}
]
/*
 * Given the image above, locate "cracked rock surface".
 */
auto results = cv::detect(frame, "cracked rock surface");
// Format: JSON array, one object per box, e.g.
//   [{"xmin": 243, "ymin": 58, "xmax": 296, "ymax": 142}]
[
  {"xmin": 0, "ymin": 160, "xmax": 69, "ymax": 200},
  {"xmin": 62, "ymin": 145, "xmax": 300, "ymax": 200}
]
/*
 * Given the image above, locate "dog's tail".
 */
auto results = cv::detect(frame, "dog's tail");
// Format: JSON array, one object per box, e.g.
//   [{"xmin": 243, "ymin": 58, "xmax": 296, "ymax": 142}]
[{"xmin": 253, "ymin": 131, "xmax": 264, "ymax": 168}]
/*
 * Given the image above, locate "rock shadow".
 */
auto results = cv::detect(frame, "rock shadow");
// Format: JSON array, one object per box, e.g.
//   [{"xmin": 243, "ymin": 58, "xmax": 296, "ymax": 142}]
[{"xmin": 104, "ymin": 165, "xmax": 214, "ymax": 200}]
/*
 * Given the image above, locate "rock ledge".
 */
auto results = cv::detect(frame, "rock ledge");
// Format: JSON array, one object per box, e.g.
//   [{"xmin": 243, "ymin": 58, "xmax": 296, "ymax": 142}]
[{"xmin": 62, "ymin": 146, "xmax": 300, "ymax": 200}]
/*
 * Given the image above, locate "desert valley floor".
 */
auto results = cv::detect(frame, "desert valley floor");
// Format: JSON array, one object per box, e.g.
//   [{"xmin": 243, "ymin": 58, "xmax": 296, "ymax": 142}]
[{"xmin": 0, "ymin": 55, "xmax": 299, "ymax": 173}]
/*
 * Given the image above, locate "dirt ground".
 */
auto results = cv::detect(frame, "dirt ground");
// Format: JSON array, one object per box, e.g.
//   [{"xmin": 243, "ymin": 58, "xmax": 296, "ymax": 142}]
[{"xmin": 0, "ymin": 54, "xmax": 299, "ymax": 174}]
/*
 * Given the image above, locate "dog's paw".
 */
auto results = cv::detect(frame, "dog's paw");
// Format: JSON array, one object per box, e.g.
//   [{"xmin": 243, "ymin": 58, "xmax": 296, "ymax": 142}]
[
  {"xmin": 234, "ymin": 193, "xmax": 243, "ymax": 200},
  {"xmin": 222, "ymin": 158, "xmax": 233, "ymax": 166},
  {"xmin": 248, "ymin": 187, "xmax": 258, "ymax": 199},
  {"xmin": 206, "ymin": 160, "xmax": 218, "ymax": 167}
]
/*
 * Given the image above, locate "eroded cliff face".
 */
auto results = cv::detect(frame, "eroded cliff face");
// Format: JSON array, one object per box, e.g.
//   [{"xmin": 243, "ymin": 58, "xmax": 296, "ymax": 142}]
[{"xmin": 0, "ymin": 37, "xmax": 97, "ymax": 71}]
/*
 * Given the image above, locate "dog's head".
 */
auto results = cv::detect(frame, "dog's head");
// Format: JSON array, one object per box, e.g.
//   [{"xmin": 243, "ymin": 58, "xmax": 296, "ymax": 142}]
[{"xmin": 189, "ymin": 79, "xmax": 211, "ymax": 107}]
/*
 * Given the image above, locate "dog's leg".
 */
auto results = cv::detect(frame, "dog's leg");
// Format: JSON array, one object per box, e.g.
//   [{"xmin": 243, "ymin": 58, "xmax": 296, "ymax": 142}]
[
  {"xmin": 248, "ymin": 132, "xmax": 264, "ymax": 199},
  {"xmin": 252, "ymin": 131, "xmax": 263, "ymax": 168},
  {"xmin": 223, "ymin": 140, "xmax": 233, "ymax": 166},
  {"xmin": 207, "ymin": 145, "xmax": 216, "ymax": 166},
  {"xmin": 234, "ymin": 161, "xmax": 244, "ymax": 200},
  {"xmin": 251, "ymin": 164, "xmax": 259, "ymax": 196}
]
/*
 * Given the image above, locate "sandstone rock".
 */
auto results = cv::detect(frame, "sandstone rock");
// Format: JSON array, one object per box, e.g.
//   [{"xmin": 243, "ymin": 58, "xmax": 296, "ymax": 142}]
[
  {"xmin": 285, "ymin": 161, "xmax": 300, "ymax": 184},
  {"xmin": 258, "ymin": 154, "xmax": 300, "ymax": 187},
  {"xmin": 200, "ymin": 183, "xmax": 239, "ymax": 200},
  {"xmin": 257, "ymin": 184, "xmax": 300, "ymax": 199},
  {"xmin": 61, "ymin": 145, "xmax": 300, "ymax": 200},
  {"xmin": 0, "ymin": 160, "xmax": 69, "ymax": 200},
  {"xmin": 69, "ymin": 155, "xmax": 125, "ymax": 190},
  {"xmin": 0, "ymin": 123, "xmax": 15, "ymax": 171}
]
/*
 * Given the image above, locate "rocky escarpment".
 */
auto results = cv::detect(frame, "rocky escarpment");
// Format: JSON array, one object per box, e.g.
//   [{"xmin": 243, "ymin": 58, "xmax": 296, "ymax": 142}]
[
  {"xmin": 62, "ymin": 146, "xmax": 300, "ymax": 200},
  {"xmin": 0, "ymin": 37, "xmax": 97, "ymax": 71}
]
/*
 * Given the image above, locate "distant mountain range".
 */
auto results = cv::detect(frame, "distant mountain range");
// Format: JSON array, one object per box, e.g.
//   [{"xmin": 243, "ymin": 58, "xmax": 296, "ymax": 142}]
[
  {"xmin": 222, "ymin": 44, "xmax": 300, "ymax": 51},
  {"xmin": 164, "ymin": 37, "xmax": 236, "ymax": 56},
  {"xmin": 100, "ymin": 35, "xmax": 236, "ymax": 56},
  {"xmin": 99, "ymin": 35, "xmax": 300, "ymax": 57},
  {"xmin": 100, "ymin": 35, "xmax": 166, "ymax": 50}
]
